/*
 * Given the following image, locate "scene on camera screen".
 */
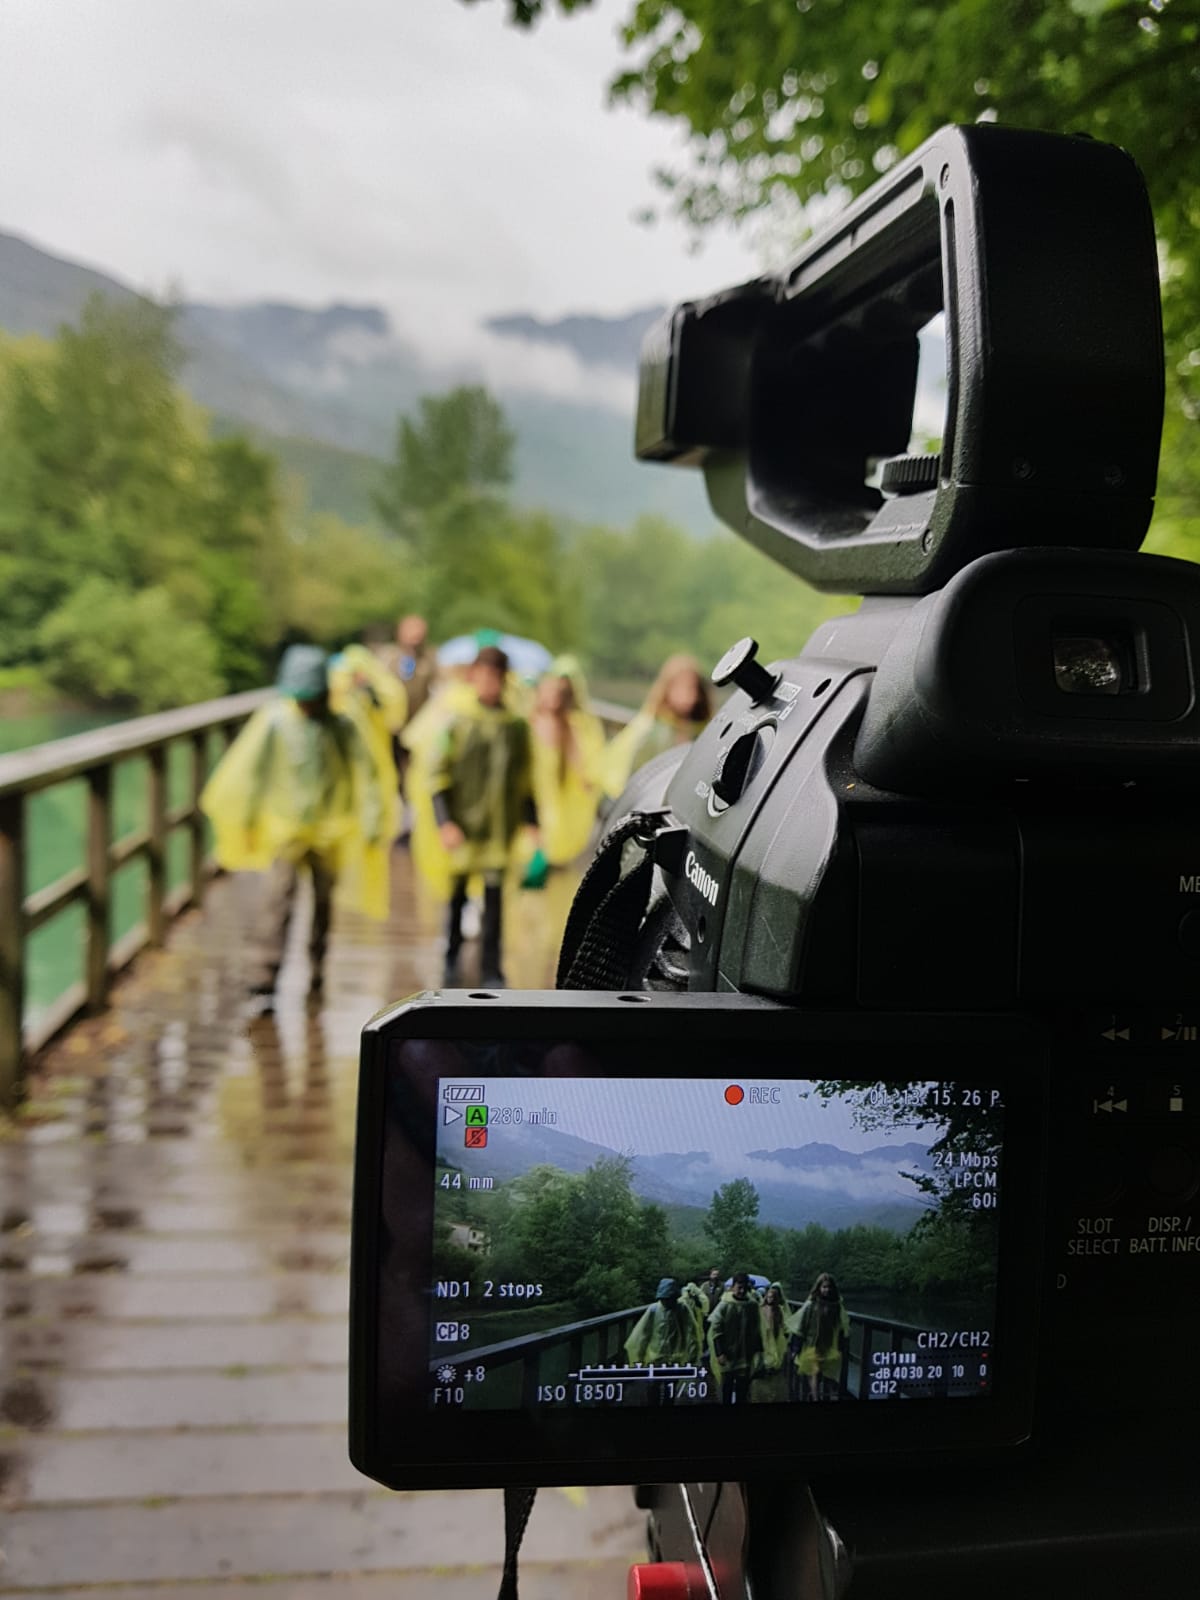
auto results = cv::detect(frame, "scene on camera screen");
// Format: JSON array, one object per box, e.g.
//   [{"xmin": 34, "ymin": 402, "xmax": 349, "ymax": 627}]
[{"xmin": 408, "ymin": 1043, "xmax": 1001, "ymax": 1411}]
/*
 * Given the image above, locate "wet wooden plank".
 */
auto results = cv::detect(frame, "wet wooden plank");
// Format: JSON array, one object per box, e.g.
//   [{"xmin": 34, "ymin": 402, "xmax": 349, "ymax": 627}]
[{"xmin": 0, "ymin": 1489, "xmax": 644, "ymax": 1588}]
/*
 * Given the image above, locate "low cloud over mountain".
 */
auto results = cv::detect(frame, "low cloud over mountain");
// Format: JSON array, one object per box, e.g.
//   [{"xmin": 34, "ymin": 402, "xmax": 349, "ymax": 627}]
[{"xmin": 0, "ymin": 226, "xmax": 714, "ymax": 532}]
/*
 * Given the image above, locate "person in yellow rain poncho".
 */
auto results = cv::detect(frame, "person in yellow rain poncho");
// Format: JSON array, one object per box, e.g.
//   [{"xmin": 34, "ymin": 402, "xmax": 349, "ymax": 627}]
[
  {"xmin": 429, "ymin": 645, "xmax": 538, "ymax": 988},
  {"xmin": 624, "ymin": 1278, "xmax": 703, "ymax": 1406},
  {"xmin": 679, "ymin": 1278, "xmax": 710, "ymax": 1359},
  {"xmin": 529, "ymin": 656, "xmax": 605, "ymax": 867},
  {"xmin": 755, "ymin": 1282, "xmax": 791, "ymax": 1404},
  {"xmin": 601, "ymin": 653, "xmax": 714, "ymax": 804},
  {"xmin": 201, "ymin": 644, "xmax": 386, "ymax": 1006},
  {"xmin": 788, "ymin": 1272, "xmax": 851, "ymax": 1402},
  {"xmin": 401, "ymin": 669, "xmax": 478, "ymax": 905},
  {"xmin": 328, "ymin": 643, "xmax": 406, "ymax": 842}
]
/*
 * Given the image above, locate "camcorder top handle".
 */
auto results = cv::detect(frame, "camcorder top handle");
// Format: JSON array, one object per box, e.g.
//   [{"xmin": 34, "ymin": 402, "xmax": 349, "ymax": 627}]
[{"xmin": 635, "ymin": 124, "xmax": 1164, "ymax": 596}]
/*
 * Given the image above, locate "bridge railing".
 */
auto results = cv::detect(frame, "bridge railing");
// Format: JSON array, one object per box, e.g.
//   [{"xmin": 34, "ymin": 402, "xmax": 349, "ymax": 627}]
[
  {"xmin": 0, "ymin": 686, "xmax": 637, "ymax": 1108},
  {"xmin": 840, "ymin": 1311, "xmax": 955, "ymax": 1399},
  {"xmin": 431, "ymin": 1303, "xmax": 653, "ymax": 1407},
  {"xmin": 431, "ymin": 1301, "xmax": 949, "ymax": 1404},
  {"xmin": 0, "ymin": 690, "xmax": 271, "ymax": 1106}
]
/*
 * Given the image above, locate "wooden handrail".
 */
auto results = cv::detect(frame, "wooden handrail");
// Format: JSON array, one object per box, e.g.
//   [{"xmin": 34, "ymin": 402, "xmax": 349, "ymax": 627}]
[
  {"xmin": 0, "ymin": 683, "xmax": 636, "ymax": 1109},
  {"xmin": 0, "ymin": 689, "xmax": 272, "ymax": 1108},
  {"xmin": 0, "ymin": 690, "xmax": 271, "ymax": 800}
]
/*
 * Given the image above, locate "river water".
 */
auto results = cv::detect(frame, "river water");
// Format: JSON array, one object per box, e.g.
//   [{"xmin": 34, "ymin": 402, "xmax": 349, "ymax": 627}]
[{"xmin": 1, "ymin": 708, "xmax": 204, "ymax": 1025}]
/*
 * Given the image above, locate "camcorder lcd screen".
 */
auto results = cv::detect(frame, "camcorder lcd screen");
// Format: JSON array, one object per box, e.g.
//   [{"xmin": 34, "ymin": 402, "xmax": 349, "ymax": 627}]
[
  {"xmin": 354, "ymin": 1005, "xmax": 1043, "ymax": 1488},
  {"xmin": 419, "ymin": 1061, "xmax": 1001, "ymax": 1411}
]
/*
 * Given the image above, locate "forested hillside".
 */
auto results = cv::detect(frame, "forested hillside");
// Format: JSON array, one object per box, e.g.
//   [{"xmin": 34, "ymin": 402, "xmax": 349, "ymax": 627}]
[
  {"xmin": 0, "ymin": 227, "xmax": 713, "ymax": 534},
  {"xmin": 0, "ymin": 296, "xmax": 845, "ymax": 712}
]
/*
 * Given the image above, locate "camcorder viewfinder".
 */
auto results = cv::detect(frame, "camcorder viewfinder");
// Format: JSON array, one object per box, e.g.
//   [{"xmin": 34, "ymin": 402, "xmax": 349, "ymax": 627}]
[{"xmin": 352, "ymin": 124, "xmax": 1200, "ymax": 1594}]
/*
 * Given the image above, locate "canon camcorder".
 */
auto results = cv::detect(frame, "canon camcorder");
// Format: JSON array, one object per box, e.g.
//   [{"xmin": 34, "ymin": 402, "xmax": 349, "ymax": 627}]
[{"xmin": 351, "ymin": 125, "xmax": 1200, "ymax": 1596}]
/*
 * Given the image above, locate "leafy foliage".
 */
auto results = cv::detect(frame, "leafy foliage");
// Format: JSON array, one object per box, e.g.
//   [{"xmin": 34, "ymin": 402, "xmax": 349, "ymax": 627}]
[
  {"xmin": 467, "ymin": 1155, "xmax": 673, "ymax": 1313},
  {"xmin": 504, "ymin": 0, "xmax": 1197, "ymax": 358},
  {"xmin": 374, "ymin": 385, "xmax": 515, "ymax": 529},
  {"xmin": 0, "ymin": 299, "xmax": 291, "ymax": 705},
  {"xmin": 38, "ymin": 579, "xmax": 222, "ymax": 711},
  {"xmin": 0, "ymin": 299, "xmax": 857, "ymax": 714},
  {"xmin": 567, "ymin": 515, "xmax": 852, "ymax": 683},
  {"xmin": 703, "ymin": 1176, "xmax": 760, "ymax": 1269},
  {"xmin": 460, "ymin": 0, "xmax": 594, "ymax": 25},
  {"xmin": 487, "ymin": 0, "xmax": 1200, "ymax": 556}
]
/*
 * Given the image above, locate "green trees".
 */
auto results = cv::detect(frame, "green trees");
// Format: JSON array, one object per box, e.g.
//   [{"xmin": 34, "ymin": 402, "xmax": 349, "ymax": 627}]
[
  {"xmin": 493, "ymin": 0, "xmax": 1200, "ymax": 563},
  {"xmin": 0, "ymin": 293, "xmax": 843, "ymax": 715},
  {"xmin": 499, "ymin": 0, "xmax": 1198, "ymax": 365},
  {"xmin": 477, "ymin": 1155, "xmax": 672, "ymax": 1314},
  {"xmin": 38, "ymin": 581, "xmax": 221, "ymax": 713},
  {"xmin": 0, "ymin": 298, "xmax": 289, "ymax": 707},
  {"xmin": 372, "ymin": 383, "xmax": 584, "ymax": 652},
  {"xmin": 374, "ymin": 386, "xmax": 515, "ymax": 528},
  {"xmin": 568, "ymin": 516, "xmax": 851, "ymax": 686},
  {"xmin": 703, "ymin": 1177, "xmax": 761, "ymax": 1270}
]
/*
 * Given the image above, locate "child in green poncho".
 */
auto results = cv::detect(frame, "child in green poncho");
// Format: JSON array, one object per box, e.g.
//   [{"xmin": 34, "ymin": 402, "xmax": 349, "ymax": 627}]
[{"xmin": 430, "ymin": 645, "xmax": 538, "ymax": 987}]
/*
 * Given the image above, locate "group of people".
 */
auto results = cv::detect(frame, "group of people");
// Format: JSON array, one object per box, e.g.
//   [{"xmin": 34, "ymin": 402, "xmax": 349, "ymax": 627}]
[
  {"xmin": 624, "ymin": 1269, "xmax": 850, "ymax": 1405},
  {"xmin": 200, "ymin": 617, "xmax": 714, "ymax": 1003}
]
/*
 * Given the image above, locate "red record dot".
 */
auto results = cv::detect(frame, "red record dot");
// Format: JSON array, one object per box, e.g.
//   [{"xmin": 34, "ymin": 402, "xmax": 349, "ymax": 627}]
[{"xmin": 725, "ymin": 1085, "xmax": 745, "ymax": 1106}]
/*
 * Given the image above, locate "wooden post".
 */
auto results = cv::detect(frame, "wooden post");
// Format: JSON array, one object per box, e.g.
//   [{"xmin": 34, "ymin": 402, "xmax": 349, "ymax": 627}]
[
  {"xmin": 188, "ymin": 732, "xmax": 207, "ymax": 907},
  {"xmin": 0, "ymin": 793, "xmax": 25, "ymax": 1107},
  {"xmin": 86, "ymin": 765, "xmax": 112, "ymax": 1012},
  {"xmin": 147, "ymin": 746, "xmax": 167, "ymax": 945}
]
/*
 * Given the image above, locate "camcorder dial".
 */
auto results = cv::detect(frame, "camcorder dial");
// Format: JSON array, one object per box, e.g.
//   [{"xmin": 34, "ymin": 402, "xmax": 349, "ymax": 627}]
[{"xmin": 712, "ymin": 636, "xmax": 779, "ymax": 705}]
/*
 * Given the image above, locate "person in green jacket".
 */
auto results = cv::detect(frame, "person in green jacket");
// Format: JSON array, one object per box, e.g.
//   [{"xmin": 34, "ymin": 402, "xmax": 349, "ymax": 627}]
[
  {"xmin": 624, "ymin": 1277, "xmax": 702, "ymax": 1405},
  {"xmin": 430, "ymin": 645, "xmax": 538, "ymax": 987},
  {"xmin": 708, "ymin": 1272, "xmax": 764, "ymax": 1405}
]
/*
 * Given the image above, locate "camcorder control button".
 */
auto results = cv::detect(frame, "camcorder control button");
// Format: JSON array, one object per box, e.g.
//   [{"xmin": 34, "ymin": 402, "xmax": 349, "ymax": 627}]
[
  {"xmin": 1147, "ymin": 1144, "xmax": 1199, "ymax": 1200},
  {"xmin": 711, "ymin": 728, "xmax": 769, "ymax": 807},
  {"xmin": 880, "ymin": 451, "xmax": 941, "ymax": 496},
  {"xmin": 1177, "ymin": 910, "xmax": 1200, "ymax": 960},
  {"xmin": 712, "ymin": 636, "xmax": 779, "ymax": 705},
  {"xmin": 627, "ymin": 1561, "xmax": 704, "ymax": 1600}
]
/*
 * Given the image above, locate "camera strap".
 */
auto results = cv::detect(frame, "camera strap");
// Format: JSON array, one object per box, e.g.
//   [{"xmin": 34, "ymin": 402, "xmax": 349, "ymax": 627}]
[
  {"xmin": 556, "ymin": 810, "xmax": 671, "ymax": 990},
  {"xmin": 497, "ymin": 1484, "xmax": 538, "ymax": 1600}
]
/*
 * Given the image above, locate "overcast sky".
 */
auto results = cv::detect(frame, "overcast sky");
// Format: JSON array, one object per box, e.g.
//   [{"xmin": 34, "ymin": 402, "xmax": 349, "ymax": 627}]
[
  {"xmin": 0, "ymin": 0, "xmax": 763, "ymax": 359},
  {"xmin": 436, "ymin": 1075, "xmax": 944, "ymax": 1160}
]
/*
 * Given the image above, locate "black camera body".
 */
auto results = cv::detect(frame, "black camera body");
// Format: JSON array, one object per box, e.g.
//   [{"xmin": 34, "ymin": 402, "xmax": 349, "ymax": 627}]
[
  {"xmin": 613, "ymin": 124, "xmax": 1200, "ymax": 1593},
  {"xmin": 351, "ymin": 125, "xmax": 1200, "ymax": 1593}
]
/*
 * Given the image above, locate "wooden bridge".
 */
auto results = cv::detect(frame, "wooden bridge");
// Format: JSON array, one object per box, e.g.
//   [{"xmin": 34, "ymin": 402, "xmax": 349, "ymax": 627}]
[
  {"xmin": 436, "ymin": 1300, "xmax": 954, "ymax": 1408},
  {"xmin": 0, "ymin": 697, "xmax": 643, "ymax": 1596}
]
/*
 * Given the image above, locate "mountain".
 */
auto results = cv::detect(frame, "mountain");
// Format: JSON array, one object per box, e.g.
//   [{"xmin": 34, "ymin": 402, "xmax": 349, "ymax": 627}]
[
  {"xmin": 453, "ymin": 1117, "xmax": 932, "ymax": 1235},
  {"xmin": 485, "ymin": 306, "xmax": 666, "ymax": 373},
  {"xmin": 0, "ymin": 229, "xmax": 374, "ymax": 452},
  {"xmin": 0, "ymin": 227, "xmax": 715, "ymax": 532},
  {"xmin": 747, "ymin": 1141, "xmax": 934, "ymax": 1171},
  {"xmin": 633, "ymin": 1140, "xmax": 934, "ymax": 1232}
]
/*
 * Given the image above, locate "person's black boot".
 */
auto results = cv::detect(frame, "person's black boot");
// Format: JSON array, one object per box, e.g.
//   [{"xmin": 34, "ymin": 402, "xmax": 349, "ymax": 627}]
[
  {"xmin": 443, "ymin": 877, "xmax": 468, "ymax": 988},
  {"xmin": 480, "ymin": 882, "xmax": 504, "ymax": 988}
]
